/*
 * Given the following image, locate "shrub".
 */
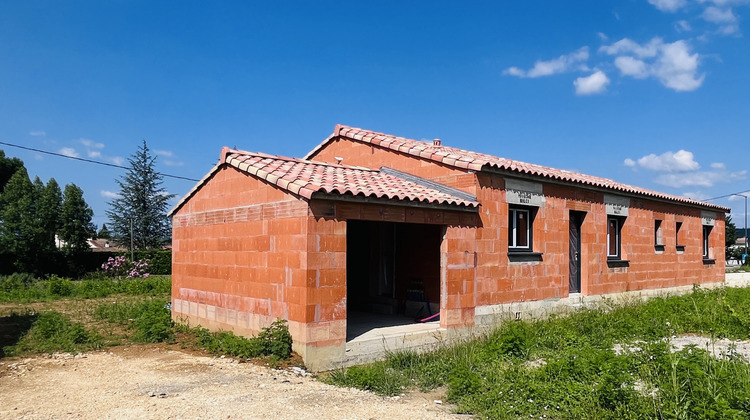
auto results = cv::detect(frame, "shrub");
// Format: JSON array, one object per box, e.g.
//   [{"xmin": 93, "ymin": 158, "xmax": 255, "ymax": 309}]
[
  {"xmin": 185, "ymin": 319, "xmax": 294, "ymax": 360},
  {"xmin": 95, "ymin": 299, "xmax": 174, "ymax": 343},
  {"xmin": 132, "ymin": 300, "xmax": 174, "ymax": 343},
  {"xmin": 101, "ymin": 256, "xmax": 150, "ymax": 279},
  {"xmin": 47, "ymin": 276, "xmax": 73, "ymax": 296}
]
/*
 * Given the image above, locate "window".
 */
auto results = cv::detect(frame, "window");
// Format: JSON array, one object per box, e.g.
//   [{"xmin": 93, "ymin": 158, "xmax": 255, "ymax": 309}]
[
  {"xmin": 509, "ymin": 207, "xmax": 532, "ymax": 251},
  {"xmin": 676, "ymin": 221, "xmax": 685, "ymax": 253},
  {"xmin": 703, "ymin": 225, "xmax": 712, "ymax": 259},
  {"xmin": 607, "ymin": 217, "xmax": 621, "ymax": 259},
  {"xmin": 655, "ymin": 219, "xmax": 665, "ymax": 253},
  {"xmin": 654, "ymin": 220, "xmax": 663, "ymax": 245}
]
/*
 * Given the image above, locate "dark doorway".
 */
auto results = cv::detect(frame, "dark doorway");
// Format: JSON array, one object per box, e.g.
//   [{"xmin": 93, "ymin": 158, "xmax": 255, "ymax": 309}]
[
  {"xmin": 569, "ymin": 211, "xmax": 585, "ymax": 294},
  {"xmin": 346, "ymin": 220, "xmax": 441, "ymax": 340}
]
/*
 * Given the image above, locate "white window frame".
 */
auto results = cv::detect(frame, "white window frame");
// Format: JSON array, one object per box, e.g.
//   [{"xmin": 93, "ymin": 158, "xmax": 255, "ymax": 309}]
[
  {"xmin": 509, "ymin": 207, "xmax": 531, "ymax": 251},
  {"xmin": 607, "ymin": 217, "xmax": 621, "ymax": 259}
]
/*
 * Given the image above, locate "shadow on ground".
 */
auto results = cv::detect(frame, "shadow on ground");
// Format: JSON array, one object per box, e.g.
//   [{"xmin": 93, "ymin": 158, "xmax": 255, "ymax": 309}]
[{"xmin": 0, "ymin": 313, "xmax": 37, "ymax": 357}]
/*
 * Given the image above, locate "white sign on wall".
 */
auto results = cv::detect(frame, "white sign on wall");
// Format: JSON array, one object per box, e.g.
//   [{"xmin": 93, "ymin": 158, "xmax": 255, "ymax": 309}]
[
  {"xmin": 505, "ymin": 178, "xmax": 544, "ymax": 207},
  {"xmin": 701, "ymin": 211, "xmax": 716, "ymax": 226},
  {"xmin": 604, "ymin": 194, "xmax": 630, "ymax": 216}
]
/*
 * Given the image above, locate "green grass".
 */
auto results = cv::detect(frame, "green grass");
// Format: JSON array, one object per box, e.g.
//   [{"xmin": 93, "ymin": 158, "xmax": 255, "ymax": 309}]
[
  {"xmin": 3, "ymin": 311, "xmax": 102, "ymax": 356},
  {"xmin": 0, "ymin": 273, "xmax": 171, "ymax": 302},
  {"xmin": 325, "ymin": 286, "xmax": 750, "ymax": 419}
]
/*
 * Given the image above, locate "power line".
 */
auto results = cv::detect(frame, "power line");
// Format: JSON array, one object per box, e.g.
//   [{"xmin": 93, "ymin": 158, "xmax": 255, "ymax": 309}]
[
  {"xmin": 0, "ymin": 141, "xmax": 200, "ymax": 182},
  {"xmin": 704, "ymin": 190, "xmax": 750, "ymax": 202}
]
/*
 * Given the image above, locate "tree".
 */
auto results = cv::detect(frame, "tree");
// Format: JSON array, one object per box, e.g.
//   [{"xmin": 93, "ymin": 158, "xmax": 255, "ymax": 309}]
[
  {"xmin": 726, "ymin": 215, "xmax": 738, "ymax": 248},
  {"xmin": 98, "ymin": 223, "xmax": 111, "ymax": 239},
  {"xmin": 0, "ymin": 168, "xmax": 37, "ymax": 271},
  {"xmin": 34, "ymin": 177, "xmax": 62, "ymax": 254},
  {"xmin": 0, "ymin": 149, "xmax": 24, "ymax": 194},
  {"xmin": 59, "ymin": 184, "xmax": 94, "ymax": 255},
  {"xmin": 106, "ymin": 140, "xmax": 175, "ymax": 250}
]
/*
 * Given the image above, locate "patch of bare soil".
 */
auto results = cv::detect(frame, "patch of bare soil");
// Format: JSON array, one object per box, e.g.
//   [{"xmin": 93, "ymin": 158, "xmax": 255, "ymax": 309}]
[{"xmin": 0, "ymin": 344, "xmax": 468, "ymax": 419}]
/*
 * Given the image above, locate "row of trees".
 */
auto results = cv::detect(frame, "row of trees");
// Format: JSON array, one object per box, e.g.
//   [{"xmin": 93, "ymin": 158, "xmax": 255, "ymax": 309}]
[
  {"xmin": 0, "ymin": 141, "xmax": 174, "ymax": 275},
  {"xmin": 0, "ymin": 151, "xmax": 94, "ymax": 273}
]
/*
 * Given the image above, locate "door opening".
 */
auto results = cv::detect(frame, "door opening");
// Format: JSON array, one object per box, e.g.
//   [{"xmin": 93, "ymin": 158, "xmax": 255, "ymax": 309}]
[
  {"xmin": 569, "ymin": 211, "xmax": 585, "ymax": 294},
  {"xmin": 346, "ymin": 220, "xmax": 441, "ymax": 340}
]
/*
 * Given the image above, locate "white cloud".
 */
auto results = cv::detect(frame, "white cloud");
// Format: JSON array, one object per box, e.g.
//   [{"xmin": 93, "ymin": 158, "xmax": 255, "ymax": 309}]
[
  {"xmin": 155, "ymin": 150, "xmax": 174, "ymax": 158},
  {"xmin": 87, "ymin": 150, "xmax": 102, "ymax": 158},
  {"xmin": 682, "ymin": 191, "xmax": 711, "ymax": 201},
  {"xmin": 624, "ymin": 158, "xmax": 637, "ymax": 167},
  {"xmin": 655, "ymin": 169, "xmax": 747, "ymax": 187},
  {"xmin": 109, "ymin": 156, "xmax": 125, "ymax": 166},
  {"xmin": 602, "ymin": 38, "xmax": 704, "ymax": 91},
  {"xmin": 574, "ymin": 71, "xmax": 610, "ymax": 95},
  {"xmin": 711, "ymin": 162, "xmax": 726, "ymax": 169},
  {"xmin": 614, "ymin": 56, "xmax": 650, "ymax": 78},
  {"xmin": 648, "ymin": 0, "xmax": 688, "ymax": 12},
  {"xmin": 629, "ymin": 150, "xmax": 700, "ymax": 172},
  {"xmin": 597, "ymin": 32, "xmax": 609, "ymax": 41},
  {"xmin": 100, "ymin": 190, "xmax": 122, "ymax": 199},
  {"xmin": 676, "ymin": 20, "xmax": 692, "ymax": 32},
  {"xmin": 79, "ymin": 138, "xmax": 104, "ymax": 149},
  {"xmin": 656, "ymin": 40, "xmax": 705, "ymax": 91},
  {"xmin": 504, "ymin": 47, "xmax": 589, "ymax": 78},
  {"xmin": 29, "ymin": 131, "xmax": 46, "ymax": 136},
  {"xmin": 703, "ymin": 6, "xmax": 737, "ymax": 22},
  {"xmin": 600, "ymin": 38, "xmax": 662, "ymax": 58},
  {"xmin": 59, "ymin": 147, "xmax": 79, "ymax": 158},
  {"xmin": 164, "ymin": 160, "xmax": 184, "ymax": 167}
]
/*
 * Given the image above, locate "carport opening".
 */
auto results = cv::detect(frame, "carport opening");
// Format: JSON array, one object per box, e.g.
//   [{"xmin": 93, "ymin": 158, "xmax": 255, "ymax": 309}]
[{"xmin": 346, "ymin": 220, "xmax": 442, "ymax": 341}]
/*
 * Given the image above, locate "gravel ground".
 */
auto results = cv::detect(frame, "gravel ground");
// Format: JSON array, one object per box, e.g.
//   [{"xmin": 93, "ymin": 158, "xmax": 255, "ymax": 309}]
[{"xmin": 0, "ymin": 345, "xmax": 467, "ymax": 420}]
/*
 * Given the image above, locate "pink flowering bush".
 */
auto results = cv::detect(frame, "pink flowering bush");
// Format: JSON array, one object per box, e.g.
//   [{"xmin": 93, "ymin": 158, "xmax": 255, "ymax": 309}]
[{"xmin": 101, "ymin": 256, "xmax": 150, "ymax": 279}]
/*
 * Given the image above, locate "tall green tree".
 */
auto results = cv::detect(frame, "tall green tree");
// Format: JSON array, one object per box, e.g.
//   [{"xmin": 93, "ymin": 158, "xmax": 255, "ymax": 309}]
[
  {"xmin": 0, "ymin": 150, "xmax": 24, "ymax": 194},
  {"xmin": 32, "ymin": 177, "xmax": 63, "ymax": 254},
  {"xmin": 98, "ymin": 223, "xmax": 111, "ymax": 239},
  {"xmin": 726, "ymin": 215, "xmax": 738, "ymax": 247},
  {"xmin": 59, "ymin": 184, "xmax": 94, "ymax": 255},
  {"xmin": 106, "ymin": 140, "xmax": 175, "ymax": 250},
  {"xmin": 0, "ymin": 168, "xmax": 37, "ymax": 271}
]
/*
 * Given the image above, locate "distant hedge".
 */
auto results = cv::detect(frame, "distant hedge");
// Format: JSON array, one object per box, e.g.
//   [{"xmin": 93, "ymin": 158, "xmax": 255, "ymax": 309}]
[{"xmin": 0, "ymin": 250, "xmax": 171, "ymax": 277}]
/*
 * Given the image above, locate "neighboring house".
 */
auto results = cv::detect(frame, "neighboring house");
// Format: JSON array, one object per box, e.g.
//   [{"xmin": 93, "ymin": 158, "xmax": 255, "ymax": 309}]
[{"xmin": 169, "ymin": 124, "xmax": 728, "ymax": 371}]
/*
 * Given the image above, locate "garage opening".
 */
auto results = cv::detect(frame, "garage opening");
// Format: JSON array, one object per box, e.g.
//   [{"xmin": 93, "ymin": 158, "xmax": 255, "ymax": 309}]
[{"xmin": 346, "ymin": 220, "xmax": 442, "ymax": 341}]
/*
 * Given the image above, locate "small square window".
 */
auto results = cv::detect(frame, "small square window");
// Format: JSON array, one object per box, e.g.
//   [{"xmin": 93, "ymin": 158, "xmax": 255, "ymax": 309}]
[
  {"xmin": 607, "ymin": 217, "xmax": 621, "ymax": 259},
  {"xmin": 509, "ymin": 207, "xmax": 532, "ymax": 251}
]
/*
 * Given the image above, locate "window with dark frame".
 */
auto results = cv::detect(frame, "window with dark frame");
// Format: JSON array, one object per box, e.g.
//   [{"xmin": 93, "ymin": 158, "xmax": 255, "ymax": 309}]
[
  {"xmin": 676, "ymin": 221, "xmax": 685, "ymax": 252},
  {"xmin": 654, "ymin": 220, "xmax": 663, "ymax": 245},
  {"xmin": 607, "ymin": 217, "xmax": 621, "ymax": 259},
  {"xmin": 703, "ymin": 225, "xmax": 712, "ymax": 259},
  {"xmin": 508, "ymin": 207, "xmax": 532, "ymax": 251}
]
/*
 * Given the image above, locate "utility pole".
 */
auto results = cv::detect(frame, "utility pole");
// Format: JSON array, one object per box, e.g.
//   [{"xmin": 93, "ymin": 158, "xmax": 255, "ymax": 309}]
[{"xmin": 130, "ymin": 217, "xmax": 134, "ymax": 261}]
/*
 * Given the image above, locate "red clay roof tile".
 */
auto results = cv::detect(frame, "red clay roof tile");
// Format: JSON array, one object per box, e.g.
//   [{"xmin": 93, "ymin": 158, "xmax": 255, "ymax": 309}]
[
  {"xmin": 219, "ymin": 150, "xmax": 479, "ymax": 209},
  {"xmin": 304, "ymin": 125, "xmax": 728, "ymax": 212}
]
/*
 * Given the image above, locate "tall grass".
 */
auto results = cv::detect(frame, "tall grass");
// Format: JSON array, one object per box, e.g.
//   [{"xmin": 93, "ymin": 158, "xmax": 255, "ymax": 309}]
[
  {"xmin": 3, "ymin": 311, "xmax": 102, "ymax": 356},
  {"xmin": 0, "ymin": 273, "xmax": 171, "ymax": 302},
  {"xmin": 325, "ymin": 286, "xmax": 750, "ymax": 419}
]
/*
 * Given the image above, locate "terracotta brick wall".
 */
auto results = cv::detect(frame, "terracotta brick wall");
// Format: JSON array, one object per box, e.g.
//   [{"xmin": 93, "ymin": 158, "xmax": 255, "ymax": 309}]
[
  {"xmin": 171, "ymin": 166, "xmax": 314, "ymax": 351},
  {"xmin": 311, "ymin": 138, "xmax": 726, "ymax": 327}
]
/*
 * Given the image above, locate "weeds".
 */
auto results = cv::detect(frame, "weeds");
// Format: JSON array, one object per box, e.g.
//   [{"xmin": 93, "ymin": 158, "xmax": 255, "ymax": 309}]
[
  {"xmin": 3, "ymin": 311, "xmax": 102, "ymax": 356},
  {"xmin": 327, "ymin": 286, "xmax": 750, "ymax": 419},
  {"xmin": 0, "ymin": 273, "xmax": 171, "ymax": 302},
  {"xmin": 183, "ymin": 319, "xmax": 293, "ymax": 361},
  {"xmin": 95, "ymin": 299, "xmax": 174, "ymax": 343}
]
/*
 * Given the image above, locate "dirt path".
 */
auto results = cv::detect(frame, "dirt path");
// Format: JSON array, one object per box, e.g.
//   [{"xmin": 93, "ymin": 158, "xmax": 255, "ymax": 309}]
[{"xmin": 0, "ymin": 345, "xmax": 467, "ymax": 420}]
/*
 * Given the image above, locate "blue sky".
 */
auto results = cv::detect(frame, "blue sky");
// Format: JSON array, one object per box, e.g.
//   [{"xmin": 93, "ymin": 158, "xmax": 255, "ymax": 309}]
[{"xmin": 2, "ymin": 0, "xmax": 750, "ymax": 228}]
